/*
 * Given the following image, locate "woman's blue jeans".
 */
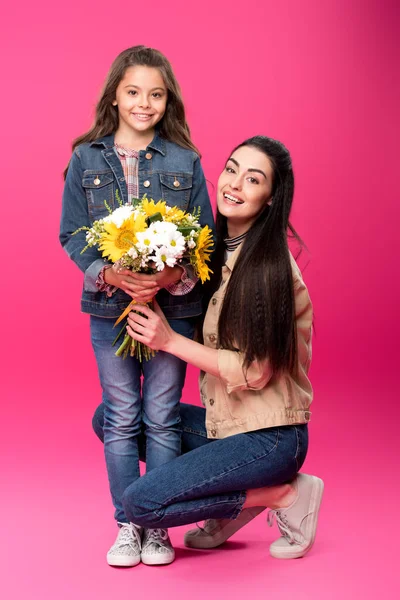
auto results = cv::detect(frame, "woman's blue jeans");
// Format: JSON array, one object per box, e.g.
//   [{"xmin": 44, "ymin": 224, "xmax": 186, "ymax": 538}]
[
  {"xmin": 90, "ymin": 316, "xmax": 195, "ymax": 523},
  {"xmin": 92, "ymin": 401, "xmax": 308, "ymax": 528}
]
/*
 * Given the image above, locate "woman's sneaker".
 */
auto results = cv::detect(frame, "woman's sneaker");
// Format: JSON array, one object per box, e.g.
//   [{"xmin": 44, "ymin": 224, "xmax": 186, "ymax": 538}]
[
  {"xmin": 106, "ymin": 522, "xmax": 142, "ymax": 567},
  {"xmin": 268, "ymin": 473, "xmax": 324, "ymax": 559},
  {"xmin": 184, "ymin": 507, "xmax": 266, "ymax": 549},
  {"xmin": 141, "ymin": 528, "xmax": 175, "ymax": 565}
]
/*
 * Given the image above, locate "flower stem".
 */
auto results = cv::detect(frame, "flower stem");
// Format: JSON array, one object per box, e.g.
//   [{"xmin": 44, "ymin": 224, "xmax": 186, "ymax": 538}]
[
  {"xmin": 112, "ymin": 322, "xmax": 127, "ymax": 347},
  {"xmin": 115, "ymin": 333, "xmax": 131, "ymax": 357}
]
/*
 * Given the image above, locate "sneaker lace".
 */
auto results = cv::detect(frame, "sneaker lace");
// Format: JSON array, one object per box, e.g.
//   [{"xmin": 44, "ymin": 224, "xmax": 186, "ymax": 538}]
[
  {"xmin": 196, "ymin": 519, "xmax": 217, "ymax": 534},
  {"xmin": 145, "ymin": 528, "xmax": 169, "ymax": 545},
  {"xmin": 116, "ymin": 522, "xmax": 142, "ymax": 551},
  {"xmin": 267, "ymin": 510, "xmax": 295, "ymax": 544}
]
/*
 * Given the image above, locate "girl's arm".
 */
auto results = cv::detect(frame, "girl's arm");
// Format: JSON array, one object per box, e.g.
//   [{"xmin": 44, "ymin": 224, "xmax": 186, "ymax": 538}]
[
  {"xmin": 60, "ymin": 150, "xmax": 102, "ymax": 276},
  {"xmin": 119, "ymin": 156, "xmax": 215, "ymax": 300},
  {"xmin": 190, "ymin": 156, "xmax": 215, "ymax": 230},
  {"xmin": 60, "ymin": 151, "xmax": 158, "ymax": 300}
]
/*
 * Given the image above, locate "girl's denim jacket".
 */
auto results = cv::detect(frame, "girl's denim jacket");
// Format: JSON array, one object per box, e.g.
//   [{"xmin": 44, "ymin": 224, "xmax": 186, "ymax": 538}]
[{"xmin": 60, "ymin": 133, "xmax": 214, "ymax": 319}]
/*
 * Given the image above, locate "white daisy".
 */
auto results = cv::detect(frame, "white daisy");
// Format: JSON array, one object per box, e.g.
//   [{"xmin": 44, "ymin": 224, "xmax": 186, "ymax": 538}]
[
  {"xmin": 103, "ymin": 205, "xmax": 134, "ymax": 227},
  {"xmin": 154, "ymin": 246, "xmax": 177, "ymax": 271},
  {"xmin": 135, "ymin": 229, "xmax": 158, "ymax": 253}
]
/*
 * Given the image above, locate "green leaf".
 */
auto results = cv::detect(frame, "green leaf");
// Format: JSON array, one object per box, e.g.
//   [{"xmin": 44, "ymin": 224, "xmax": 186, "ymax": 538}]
[
  {"xmin": 115, "ymin": 189, "xmax": 123, "ymax": 206},
  {"xmin": 146, "ymin": 212, "xmax": 164, "ymax": 226},
  {"xmin": 178, "ymin": 226, "xmax": 200, "ymax": 237}
]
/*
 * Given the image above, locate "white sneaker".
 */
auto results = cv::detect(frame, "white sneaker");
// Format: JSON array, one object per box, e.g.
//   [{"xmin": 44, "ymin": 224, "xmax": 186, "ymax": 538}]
[
  {"xmin": 268, "ymin": 473, "xmax": 324, "ymax": 559},
  {"xmin": 141, "ymin": 528, "xmax": 175, "ymax": 565},
  {"xmin": 106, "ymin": 522, "xmax": 142, "ymax": 567},
  {"xmin": 184, "ymin": 507, "xmax": 266, "ymax": 549}
]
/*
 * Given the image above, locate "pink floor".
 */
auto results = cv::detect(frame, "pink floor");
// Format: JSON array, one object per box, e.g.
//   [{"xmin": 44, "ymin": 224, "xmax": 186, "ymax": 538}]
[{"xmin": 2, "ymin": 365, "xmax": 396, "ymax": 600}]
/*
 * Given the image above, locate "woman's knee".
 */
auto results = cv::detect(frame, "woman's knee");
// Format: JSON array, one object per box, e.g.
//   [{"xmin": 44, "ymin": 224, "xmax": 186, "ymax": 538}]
[
  {"xmin": 92, "ymin": 404, "xmax": 104, "ymax": 442},
  {"xmin": 122, "ymin": 478, "xmax": 164, "ymax": 528},
  {"xmin": 180, "ymin": 403, "xmax": 206, "ymax": 429}
]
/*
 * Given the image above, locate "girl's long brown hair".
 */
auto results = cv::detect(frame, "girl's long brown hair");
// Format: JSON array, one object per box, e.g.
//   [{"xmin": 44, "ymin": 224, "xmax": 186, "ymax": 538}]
[{"xmin": 64, "ymin": 46, "xmax": 198, "ymax": 178}]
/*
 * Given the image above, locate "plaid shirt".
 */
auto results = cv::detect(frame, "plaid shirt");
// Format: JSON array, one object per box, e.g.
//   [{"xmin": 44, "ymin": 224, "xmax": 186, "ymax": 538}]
[
  {"xmin": 112, "ymin": 144, "xmax": 196, "ymax": 296},
  {"xmin": 115, "ymin": 144, "xmax": 139, "ymax": 202}
]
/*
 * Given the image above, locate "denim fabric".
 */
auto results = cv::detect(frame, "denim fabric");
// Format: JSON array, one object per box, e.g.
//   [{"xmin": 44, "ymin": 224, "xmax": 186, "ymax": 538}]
[
  {"xmin": 90, "ymin": 317, "xmax": 195, "ymax": 523},
  {"xmin": 59, "ymin": 133, "xmax": 214, "ymax": 318},
  {"xmin": 92, "ymin": 403, "xmax": 308, "ymax": 528}
]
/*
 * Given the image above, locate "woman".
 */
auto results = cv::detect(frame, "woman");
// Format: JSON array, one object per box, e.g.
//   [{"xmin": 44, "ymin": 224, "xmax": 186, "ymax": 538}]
[{"xmin": 93, "ymin": 135, "xmax": 324, "ymax": 561}]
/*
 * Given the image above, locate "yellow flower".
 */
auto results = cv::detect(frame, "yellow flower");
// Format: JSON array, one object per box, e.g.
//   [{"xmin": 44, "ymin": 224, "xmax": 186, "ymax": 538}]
[
  {"xmin": 141, "ymin": 198, "xmax": 167, "ymax": 217},
  {"xmin": 164, "ymin": 206, "xmax": 187, "ymax": 223},
  {"xmin": 193, "ymin": 225, "xmax": 214, "ymax": 283},
  {"xmin": 99, "ymin": 213, "xmax": 147, "ymax": 262}
]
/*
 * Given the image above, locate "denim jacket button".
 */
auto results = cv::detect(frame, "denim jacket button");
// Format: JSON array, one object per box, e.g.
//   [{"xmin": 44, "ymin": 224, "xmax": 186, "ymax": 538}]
[
  {"xmin": 210, "ymin": 429, "xmax": 217, "ymax": 437},
  {"xmin": 94, "ymin": 177, "xmax": 100, "ymax": 185},
  {"xmin": 173, "ymin": 179, "xmax": 180, "ymax": 187},
  {"xmin": 209, "ymin": 334, "xmax": 216, "ymax": 343},
  {"xmin": 143, "ymin": 180, "xmax": 151, "ymax": 188},
  {"xmin": 212, "ymin": 298, "xmax": 217, "ymax": 305},
  {"xmin": 145, "ymin": 152, "xmax": 152, "ymax": 160},
  {"xmin": 209, "ymin": 398, "xmax": 214, "ymax": 406}
]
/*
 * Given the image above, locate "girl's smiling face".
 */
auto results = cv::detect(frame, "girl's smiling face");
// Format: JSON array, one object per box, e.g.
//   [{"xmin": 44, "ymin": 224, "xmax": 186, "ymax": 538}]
[
  {"xmin": 217, "ymin": 145, "xmax": 274, "ymax": 236},
  {"xmin": 113, "ymin": 65, "xmax": 168, "ymax": 138}
]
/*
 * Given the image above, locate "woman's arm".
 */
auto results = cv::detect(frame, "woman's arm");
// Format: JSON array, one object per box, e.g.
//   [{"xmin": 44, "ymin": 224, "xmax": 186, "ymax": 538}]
[
  {"xmin": 127, "ymin": 302, "xmax": 221, "ymax": 377},
  {"xmin": 127, "ymin": 302, "xmax": 274, "ymax": 388}
]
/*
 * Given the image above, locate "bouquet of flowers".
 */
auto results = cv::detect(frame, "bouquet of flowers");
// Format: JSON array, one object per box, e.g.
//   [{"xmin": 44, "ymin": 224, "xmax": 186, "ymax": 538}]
[{"xmin": 74, "ymin": 194, "xmax": 213, "ymax": 360}]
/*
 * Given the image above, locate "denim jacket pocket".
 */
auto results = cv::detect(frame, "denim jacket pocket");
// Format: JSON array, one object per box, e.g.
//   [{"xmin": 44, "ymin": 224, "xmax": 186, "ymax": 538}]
[
  {"xmin": 159, "ymin": 174, "xmax": 193, "ymax": 209},
  {"xmin": 82, "ymin": 169, "xmax": 116, "ymax": 221}
]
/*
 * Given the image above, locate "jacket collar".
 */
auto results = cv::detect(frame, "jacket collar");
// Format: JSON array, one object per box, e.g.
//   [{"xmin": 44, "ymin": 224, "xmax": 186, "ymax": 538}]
[
  {"xmin": 90, "ymin": 132, "xmax": 166, "ymax": 156},
  {"xmin": 225, "ymin": 243, "xmax": 243, "ymax": 273}
]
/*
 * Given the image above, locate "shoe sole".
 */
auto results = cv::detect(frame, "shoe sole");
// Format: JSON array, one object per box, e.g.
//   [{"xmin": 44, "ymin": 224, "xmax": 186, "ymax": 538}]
[
  {"xmin": 141, "ymin": 552, "xmax": 175, "ymax": 566},
  {"xmin": 270, "ymin": 476, "xmax": 324, "ymax": 560},
  {"xmin": 107, "ymin": 555, "xmax": 141, "ymax": 567}
]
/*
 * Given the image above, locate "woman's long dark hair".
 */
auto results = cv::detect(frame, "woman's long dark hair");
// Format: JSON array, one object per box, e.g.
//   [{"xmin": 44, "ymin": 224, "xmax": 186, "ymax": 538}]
[
  {"xmin": 64, "ymin": 46, "xmax": 198, "ymax": 178},
  {"xmin": 208, "ymin": 136, "xmax": 301, "ymax": 375}
]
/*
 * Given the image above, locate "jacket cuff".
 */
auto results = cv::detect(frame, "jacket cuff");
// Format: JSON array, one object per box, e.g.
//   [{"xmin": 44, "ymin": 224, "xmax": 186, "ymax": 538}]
[
  {"xmin": 84, "ymin": 259, "xmax": 110, "ymax": 292},
  {"xmin": 217, "ymin": 349, "xmax": 273, "ymax": 393},
  {"xmin": 217, "ymin": 349, "xmax": 249, "ymax": 393}
]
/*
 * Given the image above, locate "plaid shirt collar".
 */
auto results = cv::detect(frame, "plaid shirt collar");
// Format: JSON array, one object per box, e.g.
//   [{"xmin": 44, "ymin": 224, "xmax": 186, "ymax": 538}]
[{"xmin": 90, "ymin": 132, "xmax": 166, "ymax": 156}]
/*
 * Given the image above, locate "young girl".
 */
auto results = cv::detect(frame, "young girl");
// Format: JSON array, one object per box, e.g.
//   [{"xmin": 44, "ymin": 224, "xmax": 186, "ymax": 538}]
[
  {"xmin": 94, "ymin": 135, "xmax": 324, "ymax": 561},
  {"xmin": 60, "ymin": 46, "xmax": 214, "ymax": 567}
]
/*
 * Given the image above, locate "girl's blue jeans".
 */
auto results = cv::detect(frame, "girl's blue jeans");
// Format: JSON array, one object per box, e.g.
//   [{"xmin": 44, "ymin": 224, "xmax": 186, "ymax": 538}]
[
  {"xmin": 92, "ymin": 401, "xmax": 308, "ymax": 528},
  {"xmin": 90, "ymin": 315, "xmax": 195, "ymax": 523}
]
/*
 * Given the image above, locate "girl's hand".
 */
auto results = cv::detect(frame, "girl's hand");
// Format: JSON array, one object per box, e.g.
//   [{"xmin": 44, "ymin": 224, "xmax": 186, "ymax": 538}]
[
  {"xmin": 104, "ymin": 265, "xmax": 160, "ymax": 303},
  {"xmin": 127, "ymin": 266, "xmax": 183, "ymax": 288},
  {"xmin": 126, "ymin": 300, "xmax": 174, "ymax": 351}
]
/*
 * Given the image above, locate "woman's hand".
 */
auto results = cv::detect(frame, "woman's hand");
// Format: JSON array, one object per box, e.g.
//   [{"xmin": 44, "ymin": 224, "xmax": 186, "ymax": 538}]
[{"xmin": 126, "ymin": 300, "xmax": 175, "ymax": 351}]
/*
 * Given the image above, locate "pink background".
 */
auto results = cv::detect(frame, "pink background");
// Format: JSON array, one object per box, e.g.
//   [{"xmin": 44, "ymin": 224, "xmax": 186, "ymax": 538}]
[{"xmin": 2, "ymin": 0, "xmax": 399, "ymax": 598}]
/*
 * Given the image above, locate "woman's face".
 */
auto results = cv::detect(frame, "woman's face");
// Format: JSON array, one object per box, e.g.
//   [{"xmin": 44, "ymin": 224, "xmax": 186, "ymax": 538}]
[{"xmin": 217, "ymin": 145, "xmax": 274, "ymax": 236}]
